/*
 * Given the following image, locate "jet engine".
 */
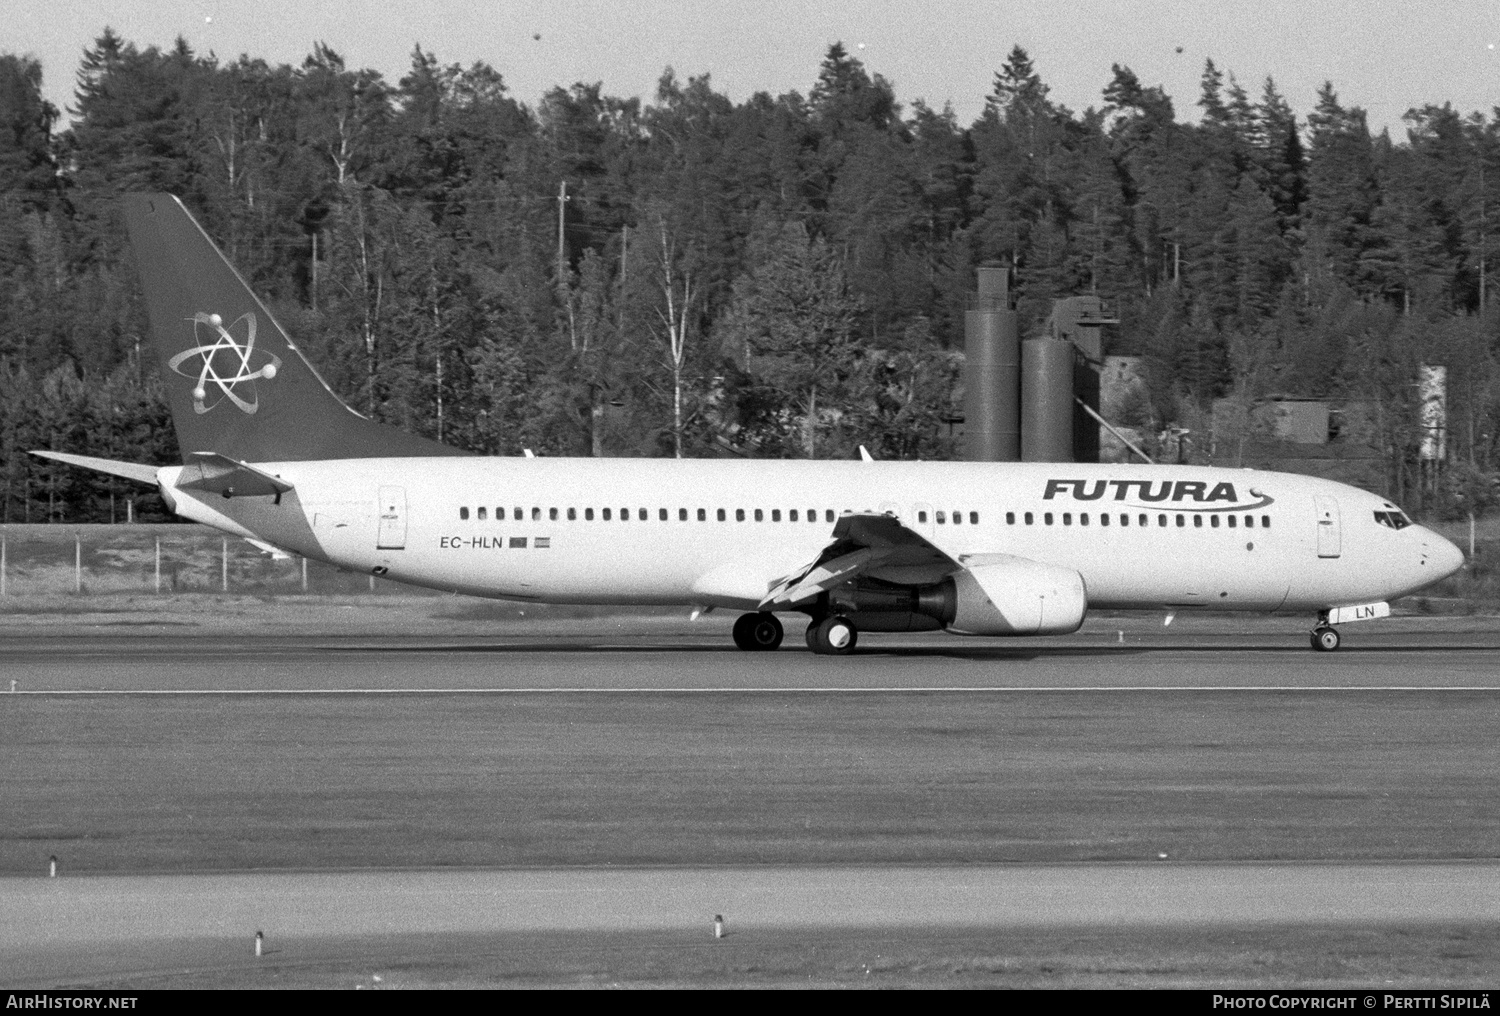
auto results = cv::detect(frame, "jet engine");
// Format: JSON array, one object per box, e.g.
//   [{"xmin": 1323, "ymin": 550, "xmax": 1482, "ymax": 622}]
[{"xmin": 831, "ymin": 556, "xmax": 1087, "ymax": 636}]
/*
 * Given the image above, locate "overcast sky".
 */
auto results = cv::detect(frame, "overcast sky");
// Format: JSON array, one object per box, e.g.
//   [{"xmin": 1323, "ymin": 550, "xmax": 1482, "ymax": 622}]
[{"xmin": 10, "ymin": 0, "xmax": 1500, "ymax": 135}]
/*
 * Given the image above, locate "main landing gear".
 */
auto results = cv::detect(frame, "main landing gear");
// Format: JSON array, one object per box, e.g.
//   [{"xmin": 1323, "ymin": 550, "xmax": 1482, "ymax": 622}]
[
  {"xmin": 806, "ymin": 615, "xmax": 858, "ymax": 656},
  {"xmin": 731, "ymin": 611, "xmax": 784, "ymax": 651},
  {"xmin": 730, "ymin": 611, "xmax": 859, "ymax": 654}
]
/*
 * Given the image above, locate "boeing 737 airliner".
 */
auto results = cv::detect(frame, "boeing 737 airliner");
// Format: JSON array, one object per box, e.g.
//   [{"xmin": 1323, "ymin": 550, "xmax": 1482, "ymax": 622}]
[{"xmin": 34, "ymin": 195, "xmax": 1465, "ymax": 654}]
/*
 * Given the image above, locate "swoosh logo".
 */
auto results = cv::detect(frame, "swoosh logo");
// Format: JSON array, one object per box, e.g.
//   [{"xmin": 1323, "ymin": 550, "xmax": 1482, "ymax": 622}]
[{"xmin": 1119, "ymin": 495, "xmax": 1276, "ymax": 513}]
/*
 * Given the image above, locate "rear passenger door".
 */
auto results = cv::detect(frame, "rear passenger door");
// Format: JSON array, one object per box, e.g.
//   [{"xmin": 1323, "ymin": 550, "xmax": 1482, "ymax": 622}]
[{"xmin": 377, "ymin": 486, "xmax": 407, "ymax": 550}]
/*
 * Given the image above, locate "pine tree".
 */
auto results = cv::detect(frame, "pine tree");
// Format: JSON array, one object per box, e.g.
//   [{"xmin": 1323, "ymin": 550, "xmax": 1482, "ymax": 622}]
[
  {"xmin": 0, "ymin": 55, "xmax": 60, "ymax": 203},
  {"xmin": 1304, "ymin": 82, "xmax": 1380, "ymax": 294}
]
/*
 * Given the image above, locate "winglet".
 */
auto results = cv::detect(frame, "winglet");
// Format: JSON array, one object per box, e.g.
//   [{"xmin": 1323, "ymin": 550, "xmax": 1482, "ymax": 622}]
[{"xmin": 859, "ymin": 445, "xmax": 874, "ymax": 462}]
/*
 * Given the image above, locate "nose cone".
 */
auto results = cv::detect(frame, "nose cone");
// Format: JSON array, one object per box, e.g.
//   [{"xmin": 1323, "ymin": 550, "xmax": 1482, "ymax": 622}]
[{"xmin": 1424, "ymin": 530, "xmax": 1465, "ymax": 581}]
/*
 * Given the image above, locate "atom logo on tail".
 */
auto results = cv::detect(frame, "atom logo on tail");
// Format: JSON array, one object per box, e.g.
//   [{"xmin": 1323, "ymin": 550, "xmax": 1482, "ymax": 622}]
[{"xmin": 168, "ymin": 312, "xmax": 282, "ymax": 415}]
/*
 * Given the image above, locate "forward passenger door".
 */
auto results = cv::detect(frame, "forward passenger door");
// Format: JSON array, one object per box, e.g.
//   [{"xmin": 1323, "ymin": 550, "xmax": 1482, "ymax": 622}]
[{"xmin": 1314, "ymin": 496, "xmax": 1341, "ymax": 558}]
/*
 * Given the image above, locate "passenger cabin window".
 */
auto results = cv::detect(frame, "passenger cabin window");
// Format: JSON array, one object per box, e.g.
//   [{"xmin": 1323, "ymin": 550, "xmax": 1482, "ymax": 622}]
[
  {"xmin": 952, "ymin": 511, "xmax": 962, "ymax": 525},
  {"xmin": 936, "ymin": 511, "xmax": 946, "ymax": 524},
  {"xmin": 1227, "ymin": 515, "xmax": 1236, "ymax": 528},
  {"xmin": 513, "ymin": 507, "xmax": 522, "ymax": 520},
  {"xmin": 918, "ymin": 511, "xmax": 928, "ymax": 523},
  {"xmin": 1176, "ymin": 515, "xmax": 1185, "ymax": 527},
  {"xmin": 679, "ymin": 508, "xmax": 689, "ymax": 521},
  {"xmin": 532, "ymin": 507, "xmax": 541, "ymax": 522},
  {"xmin": 1044, "ymin": 513, "xmax": 1054, "ymax": 525},
  {"xmin": 1261, "ymin": 515, "xmax": 1271, "ymax": 528},
  {"xmin": 550, "ymin": 508, "xmax": 559, "ymax": 521},
  {"xmin": 826, "ymin": 510, "xmax": 835, "ymax": 523},
  {"xmin": 1006, "ymin": 512, "xmax": 1015, "ymax": 525},
  {"xmin": 603, "ymin": 508, "xmax": 612, "ymax": 521},
  {"xmin": 477, "ymin": 507, "xmax": 487, "ymax": 520},
  {"xmin": 698, "ymin": 508, "xmax": 707, "ymax": 521},
  {"xmin": 459, "ymin": 507, "xmax": 469, "ymax": 520},
  {"xmin": 1062, "ymin": 513, "xmax": 1072, "ymax": 526},
  {"xmin": 969, "ymin": 512, "xmax": 979, "ymax": 525},
  {"xmin": 567, "ymin": 507, "xmax": 576, "ymax": 521},
  {"xmin": 1024, "ymin": 512, "xmax": 1034, "ymax": 525},
  {"xmin": 1158, "ymin": 514, "xmax": 1167, "ymax": 527},
  {"xmin": 660, "ymin": 508, "xmax": 668, "ymax": 521},
  {"xmin": 1244, "ymin": 515, "xmax": 1254, "ymax": 528},
  {"xmin": 790, "ymin": 509, "xmax": 799, "ymax": 522},
  {"xmin": 1081, "ymin": 513, "xmax": 1089, "ymax": 526},
  {"xmin": 772, "ymin": 509, "xmax": 781, "ymax": 522},
  {"xmin": 736, "ymin": 508, "xmax": 746, "ymax": 522},
  {"xmin": 1193, "ymin": 515, "xmax": 1203, "ymax": 528},
  {"xmin": 639, "ymin": 508, "xmax": 647, "ymax": 521},
  {"xmin": 717, "ymin": 509, "xmax": 726, "ymax": 521},
  {"xmin": 1210, "ymin": 515, "xmax": 1220, "ymax": 528},
  {"xmin": 754, "ymin": 509, "xmax": 764, "ymax": 522}
]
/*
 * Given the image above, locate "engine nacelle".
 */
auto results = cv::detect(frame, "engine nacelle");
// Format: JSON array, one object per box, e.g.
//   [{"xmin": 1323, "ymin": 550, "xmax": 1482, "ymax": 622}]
[
  {"xmin": 829, "ymin": 556, "xmax": 1087, "ymax": 637},
  {"xmin": 933, "ymin": 556, "xmax": 1087, "ymax": 636}
]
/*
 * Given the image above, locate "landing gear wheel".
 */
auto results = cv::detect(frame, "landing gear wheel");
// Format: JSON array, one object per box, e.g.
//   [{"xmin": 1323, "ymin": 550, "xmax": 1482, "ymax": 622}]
[
  {"xmin": 810, "ymin": 615, "xmax": 858, "ymax": 655},
  {"xmin": 805, "ymin": 620, "xmax": 821, "ymax": 651},
  {"xmin": 732, "ymin": 611, "xmax": 783, "ymax": 651},
  {"xmin": 1310, "ymin": 625, "xmax": 1341, "ymax": 652}
]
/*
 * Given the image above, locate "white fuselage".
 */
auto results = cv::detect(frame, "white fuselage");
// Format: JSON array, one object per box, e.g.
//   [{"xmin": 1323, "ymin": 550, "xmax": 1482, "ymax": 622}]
[{"xmin": 158, "ymin": 458, "xmax": 1464, "ymax": 618}]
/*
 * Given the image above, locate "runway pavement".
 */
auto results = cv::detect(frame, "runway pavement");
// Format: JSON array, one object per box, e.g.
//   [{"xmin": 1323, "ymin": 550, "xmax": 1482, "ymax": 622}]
[
  {"xmin": 3, "ymin": 611, "xmax": 1499, "ymax": 986},
  {"xmin": 3, "ymin": 614, "xmax": 1500, "ymax": 691}
]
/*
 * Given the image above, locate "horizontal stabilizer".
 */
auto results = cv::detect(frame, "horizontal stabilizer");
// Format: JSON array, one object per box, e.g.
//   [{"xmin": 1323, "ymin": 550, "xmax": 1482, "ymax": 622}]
[
  {"xmin": 176, "ymin": 452, "xmax": 294, "ymax": 499},
  {"xmin": 244, "ymin": 537, "xmax": 293, "ymax": 560},
  {"xmin": 29, "ymin": 451, "xmax": 160, "ymax": 485}
]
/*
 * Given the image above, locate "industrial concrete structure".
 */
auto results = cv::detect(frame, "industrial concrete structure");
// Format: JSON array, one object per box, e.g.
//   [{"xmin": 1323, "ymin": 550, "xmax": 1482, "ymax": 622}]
[
  {"xmin": 961, "ymin": 268, "xmax": 1118, "ymax": 465},
  {"xmin": 962, "ymin": 265, "xmax": 1020, "ymax": 461}
]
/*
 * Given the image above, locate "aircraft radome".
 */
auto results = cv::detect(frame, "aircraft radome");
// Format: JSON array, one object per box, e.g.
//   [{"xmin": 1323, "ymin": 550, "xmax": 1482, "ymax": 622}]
[{"xmin": 33, "ymin": 195, "xmax": 1466, "ymax": 654}]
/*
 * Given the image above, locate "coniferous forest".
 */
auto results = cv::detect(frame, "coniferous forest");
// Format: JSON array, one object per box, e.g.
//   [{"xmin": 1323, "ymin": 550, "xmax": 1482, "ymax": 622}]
[{"xmin": 2, "ymin": 31, "xmax": 1498, "ymax": 523}]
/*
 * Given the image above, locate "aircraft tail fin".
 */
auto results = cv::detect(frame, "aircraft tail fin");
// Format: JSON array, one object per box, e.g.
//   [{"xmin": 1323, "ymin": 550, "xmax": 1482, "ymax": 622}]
[{"xmin": 123, "ymin": 193, "xmax": 468, "ymax": 463}]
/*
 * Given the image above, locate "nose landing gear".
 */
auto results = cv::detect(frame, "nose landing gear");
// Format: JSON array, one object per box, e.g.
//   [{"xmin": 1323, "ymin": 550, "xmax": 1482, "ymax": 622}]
[{"xmin": 1310, "ymin": 624, "xmax": 1341, "ymax": 652}]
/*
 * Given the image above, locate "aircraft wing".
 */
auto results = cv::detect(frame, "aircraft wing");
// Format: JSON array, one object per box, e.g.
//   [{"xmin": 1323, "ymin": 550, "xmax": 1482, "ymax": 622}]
[
  {"xmin": 29, "ymin": 450, "xmax": 161, "ymax": 485},
  {"xmin": 759, "ymin": 511, "xmax": 957, "ymax": 609}
]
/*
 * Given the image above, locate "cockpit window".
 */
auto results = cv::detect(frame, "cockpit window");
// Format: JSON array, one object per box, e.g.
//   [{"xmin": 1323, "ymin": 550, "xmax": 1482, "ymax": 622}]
[{"xmin": 1374, "ymin": 510, "xmax": 1411, "ymax": 530}]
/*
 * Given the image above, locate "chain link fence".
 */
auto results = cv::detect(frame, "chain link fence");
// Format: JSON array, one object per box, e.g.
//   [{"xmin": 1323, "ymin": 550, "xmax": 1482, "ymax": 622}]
[{"xmin": 0, "ymin": 525, "xmax": 420, "ymax": 597}]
